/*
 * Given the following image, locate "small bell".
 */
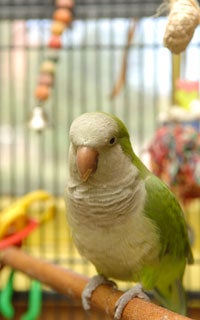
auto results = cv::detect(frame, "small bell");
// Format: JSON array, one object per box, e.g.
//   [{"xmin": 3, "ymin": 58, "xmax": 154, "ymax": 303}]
[{"xmin": 28, "ymin": 106, "xmax": 50, "ymax": 132}]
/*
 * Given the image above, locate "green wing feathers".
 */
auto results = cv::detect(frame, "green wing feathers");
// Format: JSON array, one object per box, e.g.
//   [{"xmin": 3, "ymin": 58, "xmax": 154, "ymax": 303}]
[
  {"xmin": 154, "ymin": 278, "xmax": 187, "ymax": 315},
  {"xmin": 144, "ymin": 174, "xmax": 193, "ymax": 264},
  {"xmin": 143, "ymin": 174, "xmax": 193, "ymax": 314}
]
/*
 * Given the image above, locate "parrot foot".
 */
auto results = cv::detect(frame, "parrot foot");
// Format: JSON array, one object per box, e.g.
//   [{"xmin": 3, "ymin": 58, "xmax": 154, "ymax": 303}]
[
  {"xmin": 82, "ymin": 274, "xmax": 117, "ymax": 311},
  {"xmin": 114, "ymin": 283, "xmax": 150, "ymax": 320}
]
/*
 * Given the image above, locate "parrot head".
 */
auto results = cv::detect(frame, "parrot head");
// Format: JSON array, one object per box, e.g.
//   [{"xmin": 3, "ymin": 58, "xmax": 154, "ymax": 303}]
[{"xmin": 69, "ymin": 112, "xmax": 137, "ymax": 182}]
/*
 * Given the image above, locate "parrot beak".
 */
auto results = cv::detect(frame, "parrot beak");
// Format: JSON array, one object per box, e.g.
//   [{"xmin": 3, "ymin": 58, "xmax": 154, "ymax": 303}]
[{"xmin": 76, "ymin": 146, "xmax": 99, "ymax": 181}]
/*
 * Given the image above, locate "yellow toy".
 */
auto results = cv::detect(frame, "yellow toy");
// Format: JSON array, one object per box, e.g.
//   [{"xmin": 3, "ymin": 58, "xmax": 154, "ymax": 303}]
[
  {"xmin": 0, "ymin": 190, "xmax": 55, "ymax": 243},
  {"xmin": 0, "ymin": 190, "xmax": 55, "ymax": 320}
]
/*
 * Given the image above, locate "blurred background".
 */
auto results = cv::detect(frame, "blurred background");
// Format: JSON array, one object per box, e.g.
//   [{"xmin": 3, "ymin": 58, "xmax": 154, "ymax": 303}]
[{"xmin": 0, "ymin": 0, "xmax": 200, "ymax": 319}]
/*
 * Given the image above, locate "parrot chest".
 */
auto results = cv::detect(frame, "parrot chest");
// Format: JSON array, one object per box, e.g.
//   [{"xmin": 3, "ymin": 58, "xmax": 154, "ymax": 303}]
[
  {"xmin": 72, "ymin": 211, "xmax": 160, "ymax": 281},
  {"xmin": 66, "ymin": 171, "xmax": 160, "ymax": 281}
]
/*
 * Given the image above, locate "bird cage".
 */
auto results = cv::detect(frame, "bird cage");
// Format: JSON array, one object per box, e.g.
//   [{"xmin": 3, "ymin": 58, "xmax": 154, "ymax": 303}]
[{"xmin": 0, "ymin": 0, "xmax": 200, "ymax": 319}]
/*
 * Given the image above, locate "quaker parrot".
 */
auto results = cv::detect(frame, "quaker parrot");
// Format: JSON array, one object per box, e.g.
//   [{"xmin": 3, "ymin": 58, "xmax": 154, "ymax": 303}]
[{"xmin": 65, "ymin": 111, "xmax": 193, "ymax": 319}]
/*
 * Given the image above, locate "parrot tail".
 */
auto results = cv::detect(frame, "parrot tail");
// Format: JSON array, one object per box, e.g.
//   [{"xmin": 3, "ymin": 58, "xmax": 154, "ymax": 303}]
[{"xmin": 153, "ymin": 279, "xmax": 187, "ymax": 315}]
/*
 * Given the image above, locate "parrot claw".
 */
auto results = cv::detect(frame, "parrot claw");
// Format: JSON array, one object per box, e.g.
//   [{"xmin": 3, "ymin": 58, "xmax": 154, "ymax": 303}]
[
  {"xmin": 82, "ymin": 274, "xmax": 117, "ymax": 311},
  {"xmin": 114, "ymin": 283, "xmax": 150, "ymax": 320}
]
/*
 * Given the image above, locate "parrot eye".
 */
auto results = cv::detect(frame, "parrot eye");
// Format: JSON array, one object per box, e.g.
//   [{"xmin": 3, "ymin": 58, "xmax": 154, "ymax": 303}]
[{"xmin": 109, "ymin": 137, "xmax": 116, "ymax": 145}]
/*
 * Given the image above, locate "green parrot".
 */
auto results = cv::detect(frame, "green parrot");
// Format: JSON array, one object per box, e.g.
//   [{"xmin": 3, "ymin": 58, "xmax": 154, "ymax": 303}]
[{"xmin": 65, "ymin": 112, "xmax": 193, "ymax": 319}]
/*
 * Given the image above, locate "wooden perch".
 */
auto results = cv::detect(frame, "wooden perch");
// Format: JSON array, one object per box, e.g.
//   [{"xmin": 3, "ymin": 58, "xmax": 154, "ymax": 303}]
[{"xmin": 0, "ymin": 246, "xmax": 194, "ymax": 320}]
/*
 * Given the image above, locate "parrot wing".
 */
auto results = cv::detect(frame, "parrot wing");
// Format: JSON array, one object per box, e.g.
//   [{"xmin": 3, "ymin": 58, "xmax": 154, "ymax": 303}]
[
  {"xmin": 144, "ymin": 173, "xmax": 193, "ymax": 264},
  {"xmin": 142, "ymin": 173, "xmax": 193, "ymax": 314}
]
